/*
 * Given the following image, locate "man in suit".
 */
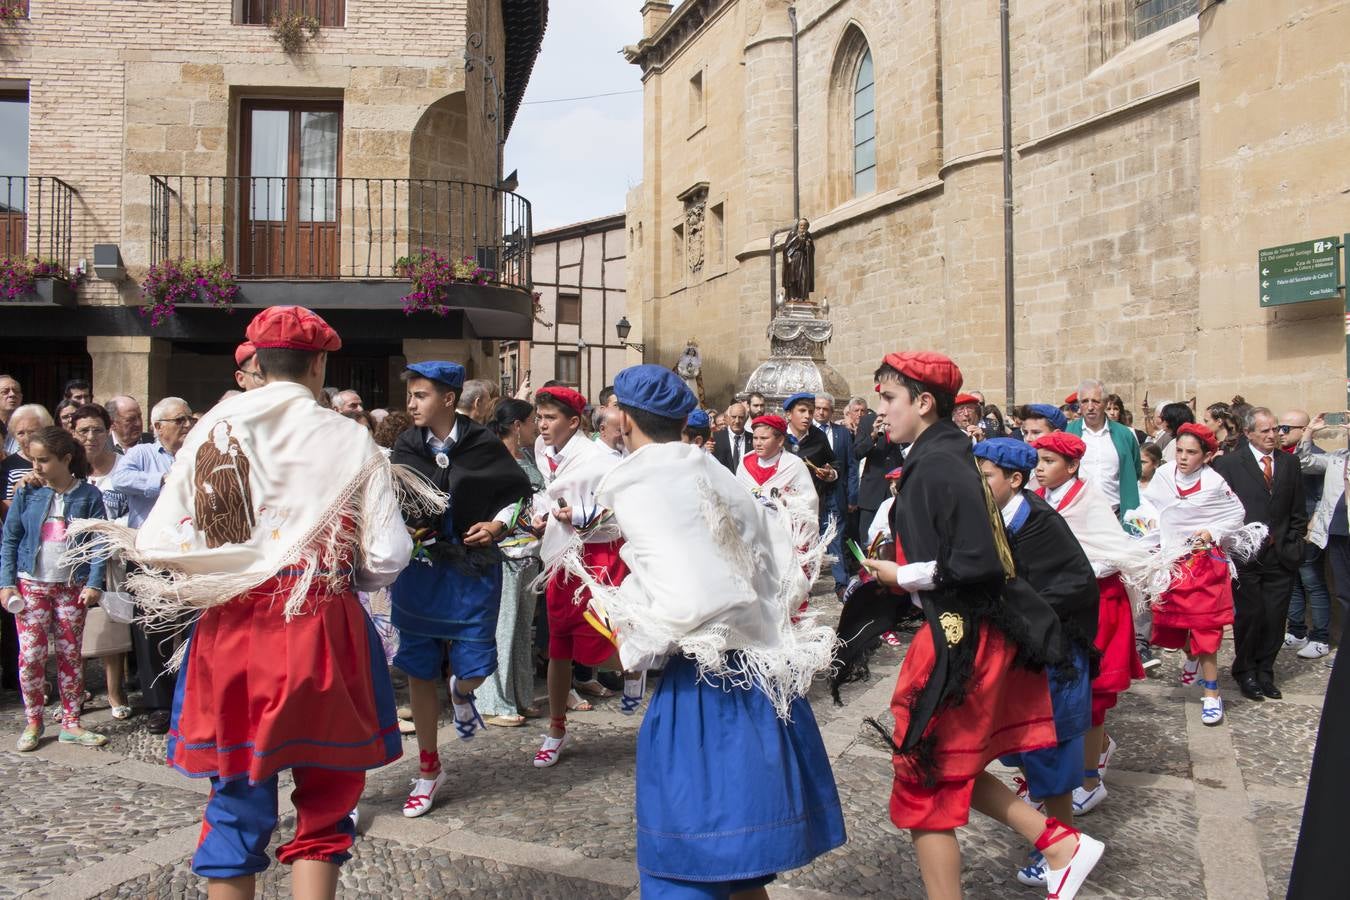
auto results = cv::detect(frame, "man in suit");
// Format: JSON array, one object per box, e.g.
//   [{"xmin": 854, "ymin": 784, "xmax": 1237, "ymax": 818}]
[
  {"xmin": 814, "ymin": 395, "xmax": 857, "ymax": 594},
  {"xmin": 854, "ymin": 408, "xmax": 906, "ymax": 541},
  {"xmin": 712, "ymin": 401, "xmax": 749, "ymax": 473},
  {"xmin": 1213, "ymin": 407, "xmax": 1308, "ymax": 701}
]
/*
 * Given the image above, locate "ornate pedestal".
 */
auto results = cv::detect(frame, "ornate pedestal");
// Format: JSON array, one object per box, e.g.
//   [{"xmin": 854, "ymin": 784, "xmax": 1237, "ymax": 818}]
[{"xmin": 743, "ymin": 300, "xmax": 850, "ymax": 406}]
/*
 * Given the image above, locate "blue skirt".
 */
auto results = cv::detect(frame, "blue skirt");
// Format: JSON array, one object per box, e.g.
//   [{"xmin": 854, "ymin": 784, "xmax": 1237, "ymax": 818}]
[
  {"xmin": 389, "ymin": 558, "xmax": 502, "ymax": 643},
  {"xmin": 999, "ymin": 645, "xmax": 1091, "ymax": 799},
  {"xmin": 636, "ymin": 655, "xmax": 847, "ymax": 883}
]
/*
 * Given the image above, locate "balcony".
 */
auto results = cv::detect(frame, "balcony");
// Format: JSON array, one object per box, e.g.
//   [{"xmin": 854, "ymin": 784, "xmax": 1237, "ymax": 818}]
[
  {"xmin": 0, "ymin": 175, "xmax": 78, "ymax": 305},
  {"xmin": 149, "ymin": 175, "xmax": 535, "ymax": 338}
]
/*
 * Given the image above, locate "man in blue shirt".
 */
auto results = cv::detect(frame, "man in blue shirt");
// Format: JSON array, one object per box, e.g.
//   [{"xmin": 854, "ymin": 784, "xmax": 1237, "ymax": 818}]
[{"xmin": 108, "ymin": 396, "xmax": 194, "ymax": 733}]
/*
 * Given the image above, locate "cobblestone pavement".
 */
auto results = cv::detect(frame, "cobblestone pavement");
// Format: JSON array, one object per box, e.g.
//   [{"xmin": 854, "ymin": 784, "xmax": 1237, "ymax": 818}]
[{"xmin": 0, "ymin": 598, "xmax": 1328, "ymax": 899}]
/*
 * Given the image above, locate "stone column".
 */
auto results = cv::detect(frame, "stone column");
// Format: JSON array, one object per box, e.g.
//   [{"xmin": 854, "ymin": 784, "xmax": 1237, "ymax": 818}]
[
  {"xmin": 87, "ymin": 336, "xmax": 170, "ymax": 407},
  {"xmin": 935, "ymin": 0, "xmax": 1009, "ymax": 403}
]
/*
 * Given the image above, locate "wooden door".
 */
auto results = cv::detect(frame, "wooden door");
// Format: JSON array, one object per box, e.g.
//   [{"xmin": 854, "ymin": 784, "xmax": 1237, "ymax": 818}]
[{"xmin": 239, "ymin": 101, "xmax": 341, "ymax": 278}]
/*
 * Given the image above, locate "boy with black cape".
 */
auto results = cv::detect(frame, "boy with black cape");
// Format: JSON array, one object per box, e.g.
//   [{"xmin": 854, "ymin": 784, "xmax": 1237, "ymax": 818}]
[{"xmin": 833, "ymin": 351, "xmax": 1104, "ymax": 900}]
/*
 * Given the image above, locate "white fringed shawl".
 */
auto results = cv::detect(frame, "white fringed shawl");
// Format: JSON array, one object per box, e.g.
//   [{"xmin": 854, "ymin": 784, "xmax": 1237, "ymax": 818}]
[
  {"xmin": 1050, "ymin": 478, "xmax": 1172, "ymax": 613},
  {"xmin": 65, "ymin": 381, "xmax": 443, "ymax": 626},
  {"xmin": 556, "ymin": 441, "xmax": 836, "ymax": 719},
  {"xmin": 1139, "ymin": 462, "xmax": 1268, "ymax": 590}
]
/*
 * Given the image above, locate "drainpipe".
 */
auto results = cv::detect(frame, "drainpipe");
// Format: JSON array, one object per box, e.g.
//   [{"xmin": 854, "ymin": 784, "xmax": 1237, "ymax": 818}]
[
  {"xmin": 999, "ymin": 0, "xmax": 1016, "ymax": 408},
  {"xmin": 787, "ymin": 5, "xmax": 800, "ymax": 221}
]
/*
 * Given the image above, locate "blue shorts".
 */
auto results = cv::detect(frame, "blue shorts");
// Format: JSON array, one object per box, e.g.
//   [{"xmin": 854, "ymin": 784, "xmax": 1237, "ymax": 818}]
[
  {"xmin": 639, "ymin": 872, "xmax": 775, "ymax": 899},
  {"xmin": 1000, "ymin": 732, "xmax": 1086, "ymax": 800},
  {"xmin": 392, "ymin": 630, "xmax": 497, "ymax": 683}
]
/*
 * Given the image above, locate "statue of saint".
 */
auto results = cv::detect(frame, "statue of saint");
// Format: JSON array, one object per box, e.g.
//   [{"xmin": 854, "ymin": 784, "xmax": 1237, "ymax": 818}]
[{"xmin": 781, "ymin": 218, "xmax": 814, "ymax": 301}]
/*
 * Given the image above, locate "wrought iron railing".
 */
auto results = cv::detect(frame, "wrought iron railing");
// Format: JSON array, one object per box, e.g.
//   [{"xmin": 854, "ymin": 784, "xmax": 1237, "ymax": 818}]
[
  {"xmin": 0, "ymin": 176, "xmax": 77, "ymax": 269},
  {"xmin": 239, "ymin": 0, "xmax": 344, "ymax": 27},
  {"xmin": 150, "ymin": 175, "xmax": 532, "ymax": 290}
]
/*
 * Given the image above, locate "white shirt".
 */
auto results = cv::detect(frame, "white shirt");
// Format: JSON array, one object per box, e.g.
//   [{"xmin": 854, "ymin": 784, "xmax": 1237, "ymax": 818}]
[
  {"xmin": 425, "ymin": 423, "xmax": 518, "ymax": 527},
  {"xmin": 1043, "ymin": 478, "xmax": 1075, "ymax": 508},
  {"xmin": 1249, "ymin": 442, "xmax": 1275, "ymax": 478},
  {"xmin": 727, "ymin": 429, "xmax": 747, "ymax": 472},
  {"xmin": 1000, "ymin": 491, "xmax": 1026, "ymax": 527},
  {"xmin": 1079, "ymin": 420, "xmax": 1121, "ymax": 508}
]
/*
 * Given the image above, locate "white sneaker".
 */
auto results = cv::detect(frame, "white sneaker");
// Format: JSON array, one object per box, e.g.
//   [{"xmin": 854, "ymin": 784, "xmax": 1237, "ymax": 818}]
[
  {"xmin": 1044, "ymin": 832, "xmax": 1105, "ymax": 900},
  {"xmin": 533, "ymin": 730, "xmax": 570, "ymax": 768},
  {"xmin": 620, "ymin": 672, "xmax": 646, "ymax": 715},
  {"xmin": 1201, "ymin": 695, "xmax": 1224, "ymax": 726},
  {"xmin": 402, "ymin": 769, "xmax": 447, "ymax": 818},
  {"xmin": 1284, "ymin": 632, "xmax": 1309, "ymax": 650},
  {"xmin": 1072, "ymin": 781, "xmax": 1107, "ymax": 816},
  {"xmin": 1097, "ymin": 735, "xmax": 1117, "ymax": 772},
  {"xmin": 1298, "ymin": 641, "xmax": 1330, "ymax": 660}
]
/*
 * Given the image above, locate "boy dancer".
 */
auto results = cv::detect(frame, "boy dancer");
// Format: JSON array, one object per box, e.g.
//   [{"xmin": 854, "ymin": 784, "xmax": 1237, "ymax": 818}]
[
  {"xmin": 534, "ymin": 385, "xmax": 641, "ymax": 767},
  {"xmin": 72, "ymin": 307, "xmax": 414, "ymax": 898},
  {"xmin": 389, "ymin": 361, "xmax": 533, "ymax": 817},
  {"xmin": 974, "ymin": 438, "xmax": 1101, "ymax": 887},
  {"xmin": 737, "ymin": 414, "xmax": 818, "ymax": 531},
  {"xmin": 849, "ymin": 352, "xmax": 1103, "ymax": 900},
  {"xmin": 566, "ymin": 364, "xmax": 845, "ymax": 898},
  {"xmin": 1029, "ymin": 432, "xmax": 1165, "ymax": 815}
]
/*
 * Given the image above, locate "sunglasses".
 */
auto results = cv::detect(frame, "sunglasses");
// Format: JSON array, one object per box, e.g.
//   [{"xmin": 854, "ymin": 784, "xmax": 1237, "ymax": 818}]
[
  {"xmin": 1276, "ymin": 425, "xmax": 1302, "ymax": 434},
  {"xmin": 156, "ymin": 415, "xmax": 192, "ymax": 427}
]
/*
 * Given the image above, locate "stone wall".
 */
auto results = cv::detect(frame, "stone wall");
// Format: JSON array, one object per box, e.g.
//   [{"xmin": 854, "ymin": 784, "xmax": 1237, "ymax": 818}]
[{"xmin": 629, "ymin": 0, "xmax": 1339, "ymax": 416}]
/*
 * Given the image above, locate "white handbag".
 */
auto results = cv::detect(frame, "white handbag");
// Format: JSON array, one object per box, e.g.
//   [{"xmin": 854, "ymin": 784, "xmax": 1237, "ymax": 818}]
[{"xmin": 99, "ymin": 556, "xmax": 136, "ymax": 624}]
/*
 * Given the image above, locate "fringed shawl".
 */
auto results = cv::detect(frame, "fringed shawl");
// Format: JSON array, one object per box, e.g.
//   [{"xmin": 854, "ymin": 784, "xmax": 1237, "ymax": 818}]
[
  {"xmin": 554, "ymin": 441, "xmax": 836, "ymax": 719},
  {"xmin": 65, "ymin": 381, "xmax": 443, "ymax": 627}
]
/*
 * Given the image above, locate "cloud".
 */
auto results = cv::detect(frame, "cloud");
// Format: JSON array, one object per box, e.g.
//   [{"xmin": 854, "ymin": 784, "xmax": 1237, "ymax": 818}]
[{"xmin": 504, "ymin": 0, "xmax": 644, "ymax": 230}]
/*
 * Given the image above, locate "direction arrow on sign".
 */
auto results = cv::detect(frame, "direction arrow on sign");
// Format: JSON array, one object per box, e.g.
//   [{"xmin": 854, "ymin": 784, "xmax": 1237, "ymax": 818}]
[{"xmin": 1258, "ymin": 238, "xmax": 1342, "ymax": 307}]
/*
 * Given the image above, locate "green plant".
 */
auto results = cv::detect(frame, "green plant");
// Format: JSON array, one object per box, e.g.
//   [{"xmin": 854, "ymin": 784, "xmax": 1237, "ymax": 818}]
[
  {"xmin": 0, "ymin": 2, "xmax": 27, "ymax": 25},
  {"xmin": 140, "ymin": 258, "xmax": 239, "ymax": 326},
  {"xmin": 268, "ymin": 12, "xmax": 320, "ymax": 54}
]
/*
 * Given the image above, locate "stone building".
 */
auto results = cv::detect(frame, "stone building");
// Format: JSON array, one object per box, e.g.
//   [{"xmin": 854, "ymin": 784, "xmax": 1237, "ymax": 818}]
[
  {"xmin": 624, "ymin": 0, "xmax": 1350, "ymax": 415},
  {"xmin": 498, "ymin": 212, "xmax": 634, "ymax": 400},
  {"xmin": 0, "ymin": 0, "xmax": 546, "ymax": 413}
]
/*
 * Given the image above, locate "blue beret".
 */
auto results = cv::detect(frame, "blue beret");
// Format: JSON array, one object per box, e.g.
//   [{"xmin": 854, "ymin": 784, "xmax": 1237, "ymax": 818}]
[
  {"xmin": 405, "ymin": 361, "xmax": 465, "ymax": 390},
  {"xmin": 686, "ymin": 409, "xmax": 710, "ymax": 429},
  {"xmin": 783, "ymin": 391, "xmax": 815, "ymax": 411},
  {"xmin": 1025, "ymin": 403, "xmax": 1067, "ymax": 431},
  {"xmin": 973, "ymin": 437, "xmax": 1038, "ymax": 472},
  {"xmin": 613, "ymin": 364, "xmax": 698, "ymax": 419}
]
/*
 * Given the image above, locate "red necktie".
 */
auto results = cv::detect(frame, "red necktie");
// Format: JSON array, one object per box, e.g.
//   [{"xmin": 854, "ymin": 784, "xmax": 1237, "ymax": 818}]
[
  {"xmin": 547, "ymin": 454, "xmax": 559, "ymax": 473},
  {"xmin": 1261, "ymin": 454, "xmax": 1272, "ymax": 490}
]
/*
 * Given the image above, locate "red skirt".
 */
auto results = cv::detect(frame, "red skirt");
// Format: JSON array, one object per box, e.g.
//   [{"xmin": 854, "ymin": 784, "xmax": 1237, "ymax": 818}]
[
  {"xmin": 1153, "ymin": 548, "xmax": 1235, "ymax": 632},
  {"xmin": 889, "ymin": 621, "xmax": 1056, "ymax": 830},
  {"xmin": 168, "ymin": 580, "xmax": 401, "ymax": 784},
  {"xmin": 1091, "ymin": 575, "xmax": 1144, "ymax": 726}
]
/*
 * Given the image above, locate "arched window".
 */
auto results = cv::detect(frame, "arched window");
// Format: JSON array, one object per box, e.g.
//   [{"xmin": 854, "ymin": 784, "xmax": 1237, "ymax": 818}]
[{"xmin": 852, "ymin": 49, "xmax": 876, "ymax": 196}]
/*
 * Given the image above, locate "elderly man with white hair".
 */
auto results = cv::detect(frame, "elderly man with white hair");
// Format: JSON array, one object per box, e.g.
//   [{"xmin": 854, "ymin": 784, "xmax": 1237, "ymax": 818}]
[
  {"xmin": 1067, "ymin": 378, "xmax": 1143, "ymax": 523},
  {"xmin": 332, "ymin": 389, "xmax": 363, "ymax": 415},
  {"xmin": 107, "ymin": 395, "xmax": 194, "ymax": 734}
]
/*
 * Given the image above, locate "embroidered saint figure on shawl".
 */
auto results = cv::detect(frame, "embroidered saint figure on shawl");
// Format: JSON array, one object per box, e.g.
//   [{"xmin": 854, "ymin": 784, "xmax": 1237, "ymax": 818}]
[{"xmin": 193, "ymin": 421, "xmax": 256, "ymax": 548}]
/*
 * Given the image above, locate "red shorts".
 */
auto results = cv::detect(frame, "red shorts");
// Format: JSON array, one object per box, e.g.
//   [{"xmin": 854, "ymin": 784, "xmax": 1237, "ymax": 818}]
[
  {"xmin": 888, "ymin": 621, "xmax": 1056, "ymax": 831},
  {"xmin": 546, "ymin": 540, "xmax": 627, "ymax": 666},
  {"xmin": 1151, "ymin": 625, "xmax": 1223, "ymax": 656}
]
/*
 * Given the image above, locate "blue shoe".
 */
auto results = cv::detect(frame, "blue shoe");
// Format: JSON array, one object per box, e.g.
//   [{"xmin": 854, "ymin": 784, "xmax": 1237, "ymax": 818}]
[
  {"xmin": 448, "ymin": 676, "xmax": 485, "ymax": 741},
  {"xmin": 1015, "ymin": 850, "xmax": 1047, "ymax": 887},
  {"xmin": 620, "ymin": 672, "xmax": 646, "ymax": 716}
]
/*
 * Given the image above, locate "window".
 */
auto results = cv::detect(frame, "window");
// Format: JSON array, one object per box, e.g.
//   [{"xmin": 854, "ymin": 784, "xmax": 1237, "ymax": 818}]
[
  {"xmin": 671, "ymin": 222, "xmax": 685, "ymax": 286},
  {"xmin": 853, "ymin": 49, "xmax": 876, "ymax": 196},
  {"xmin": 557, "ymin": 292, "xmax": 581, "ymax": 325},
  {"xmin": 239, "ymin": 0, "xmax": 344, "ymax": 27},
  {"xmin": 689, "ymin": 69, "xmax": 705, "ymax": 132},
  {"xmin": 709, "ymin": 202, "xmax": 724, "ymax": 268},
  {"xmin": 0, "ymin": 91, "xmax": 28, "ymax": 260},
  {"xmin": 555, "ymin": 351, "xmax": 580, "ymax": 387},
  {"xmin": 1133, "ymin": 0, "xmax": 1197, "ymax": 39}
]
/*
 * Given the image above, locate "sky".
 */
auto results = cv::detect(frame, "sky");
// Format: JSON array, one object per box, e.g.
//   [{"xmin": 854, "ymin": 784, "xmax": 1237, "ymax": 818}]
[{"xmin": 504, "ymin": 0, "xmax": 646, "ymax": 231}]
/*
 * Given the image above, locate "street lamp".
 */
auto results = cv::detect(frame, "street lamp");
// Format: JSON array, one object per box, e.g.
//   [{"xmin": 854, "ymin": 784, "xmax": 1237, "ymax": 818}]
[{"xmin": 615, "ymin": 316, "xmax": 645, "ymax": 353}]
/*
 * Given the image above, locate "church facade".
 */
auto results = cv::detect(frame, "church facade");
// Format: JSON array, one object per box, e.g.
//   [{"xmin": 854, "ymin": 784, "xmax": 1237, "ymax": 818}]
[{"xmin": 623, "ymin": 0, "xmax": 1350, "ymax": 414}]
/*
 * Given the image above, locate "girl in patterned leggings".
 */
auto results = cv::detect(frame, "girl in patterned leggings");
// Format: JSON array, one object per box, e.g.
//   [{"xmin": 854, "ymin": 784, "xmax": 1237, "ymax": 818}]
[{"xmin": 0, "ymin": 426, "xmax": 108, "ymax": 750}]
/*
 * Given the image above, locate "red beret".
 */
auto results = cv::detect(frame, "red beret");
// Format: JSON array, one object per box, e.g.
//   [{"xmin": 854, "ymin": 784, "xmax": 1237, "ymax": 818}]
[
  {"xmin": 245, "ymin": 306, "xmax": 342, "ymax": 353},
  {"xmin": 536, "ymin": 386, "xmax": 588, "ymax": 417},
  {"xmin": 233, "ymin": 341, "xmax": 256, "ymax": 367},
  {"xmin": 954, "ymin": 393, "xmax": 981, "ymax": 407},
  {"xmin": 878, "ymin": 351, "xmax": 963, "ymax": 395},
  {"xmin": 751, "ymin": 414, "xmax": 787, "ymax": 434},
  {"xmin": 1030, "ymin": 432, "xmax": 1087, "ymax": 461},
  {"xmin": 1065, "ymin": 391, "xmax": 1079, "ymax": 405},
  {"xmin": 1176, "ymin": 422, "xmax": 1218, "ymax": 453}
]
